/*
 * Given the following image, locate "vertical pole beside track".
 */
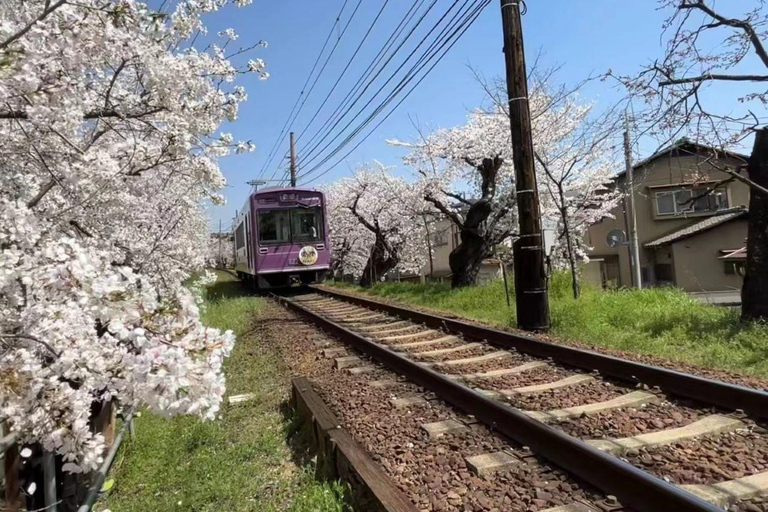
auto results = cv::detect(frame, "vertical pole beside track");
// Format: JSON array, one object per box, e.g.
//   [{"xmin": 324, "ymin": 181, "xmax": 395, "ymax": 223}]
[
  {"xmin": 290, "ymin": 132, "xmax": 297, "ymax": 187},
  {"xmin": 624, "ymin": 114, "xmax": 643, "ymax": 289},
  {"xmin": 499, "ymin": 0, "xmax": 550, "ymax": 331}
]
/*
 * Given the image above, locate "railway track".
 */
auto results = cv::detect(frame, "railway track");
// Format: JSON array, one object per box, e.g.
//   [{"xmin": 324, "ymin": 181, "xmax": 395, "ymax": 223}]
[{"xmin": 274, "ymin": 287, "xmax": 768, "ymax": 512}]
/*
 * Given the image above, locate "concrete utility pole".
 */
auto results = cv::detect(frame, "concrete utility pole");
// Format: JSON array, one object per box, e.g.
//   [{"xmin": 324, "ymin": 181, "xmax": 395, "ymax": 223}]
[
  {"xmin": 624, "ymin": 115, "xmax": 643, "ymax": 289},
  {"xmin": 218, "ymin": 219, "xmax": 223, "ymax": 268},
  {"xmin": 289, "ymin": 131, "xmax": 297, "ymax": 187},
  {"xmin": 499, "ymin": 0, "xmax": 550, "ymax": 331}
]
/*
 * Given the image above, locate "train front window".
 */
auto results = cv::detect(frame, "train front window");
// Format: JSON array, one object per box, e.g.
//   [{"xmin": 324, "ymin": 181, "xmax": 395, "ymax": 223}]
[
  {"xmin": 258, "ymin": 210, "xmax": 291, "ymax": 244},
  {"xmin": 291, "ymin": 207, "xmax": 323, "ymax": 243}
]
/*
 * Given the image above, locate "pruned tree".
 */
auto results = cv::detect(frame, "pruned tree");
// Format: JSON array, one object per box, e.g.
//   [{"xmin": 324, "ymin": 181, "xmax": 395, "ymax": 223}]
[
  {"xmin": 392, "ymin": 72, "xmax": 621, "ymax": 291},
  {"xmin": 613, "ymin": 0, "xmax": 768, "ymax": 320},
  {"xmin": 0, "ymin": 0, "xmax": 265, "ymax": 474},
  {"xmin": 389, "ymin": 111, "xmax": 519, "ymax": 288},
  {"xmin": 326, "ymin": 164, "xmax": 427, "ymax": 286}
]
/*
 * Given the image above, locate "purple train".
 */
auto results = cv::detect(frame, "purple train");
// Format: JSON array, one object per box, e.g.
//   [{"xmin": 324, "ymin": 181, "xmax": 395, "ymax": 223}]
[{"xmin": 233, "ymin": 187, "xmax": 331, "ymax": 289}]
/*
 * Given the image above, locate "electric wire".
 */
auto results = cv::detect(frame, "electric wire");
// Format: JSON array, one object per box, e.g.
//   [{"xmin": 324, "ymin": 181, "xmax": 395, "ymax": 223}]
[
  {"xmin": 296, "ymin": 0, "xmax": 445, "ymax": 169},
  {"xmin": 274, "ymin": 0, "xmax": 430, "ymax": 186},
  {"xmin": 255, "ymin": 0, "xmax": 352, "ymax": 182},
  {"xmin": 264, "ymin": 0, "xmax": 366, "ymax": 184},
  {"xmin": 299, "ymin": 0, "xmax": 490, "ymax": 182},
  {"xmin": 303, "ymin": 1, "xmax": 491, "ymax": 185}
]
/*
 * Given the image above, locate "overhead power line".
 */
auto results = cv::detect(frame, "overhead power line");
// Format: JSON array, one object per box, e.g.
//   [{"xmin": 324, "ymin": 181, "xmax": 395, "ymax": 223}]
[
  {"xmin": 256, "ymin": 0, "xmax": 355, "ymax": 183},
  {"xmin": 295, "ymin": 0, "xmax": 442, "ymax": 171},
  {"xmin": 299, "ymin": 0, "xmax": 492, "ymax": 184}
]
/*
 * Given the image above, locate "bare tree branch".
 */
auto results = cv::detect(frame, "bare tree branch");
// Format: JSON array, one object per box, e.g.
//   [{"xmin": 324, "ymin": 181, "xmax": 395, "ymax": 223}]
[
  {"xmin": 679, "ymin": 0, "xmax": 768, "ymax": 69},
  {"xmin": 660, "ymin": 73, "xmax": 768, "ymax": 86}
]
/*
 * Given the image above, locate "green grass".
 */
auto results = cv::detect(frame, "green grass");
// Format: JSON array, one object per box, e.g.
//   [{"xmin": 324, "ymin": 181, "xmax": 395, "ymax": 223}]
[
  {"xmin": 329, "ymin": 274, "xmax": 768, "ymax": 378},
  {"xmin": 98, "ymin": 271, "xmax": 349, "ymax": 512}
]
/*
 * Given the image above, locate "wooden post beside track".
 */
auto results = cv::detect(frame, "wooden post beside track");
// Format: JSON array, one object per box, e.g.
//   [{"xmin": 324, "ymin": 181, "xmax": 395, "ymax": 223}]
[{"xmin": 499, "ymin": 0, "xmax": 550, "ymax": 332}]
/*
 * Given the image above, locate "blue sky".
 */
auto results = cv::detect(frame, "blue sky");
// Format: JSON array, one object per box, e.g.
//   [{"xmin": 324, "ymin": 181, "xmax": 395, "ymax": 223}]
[{"xmin": 201, "ymin": 1, "xmax": 751, "ymax": 231}]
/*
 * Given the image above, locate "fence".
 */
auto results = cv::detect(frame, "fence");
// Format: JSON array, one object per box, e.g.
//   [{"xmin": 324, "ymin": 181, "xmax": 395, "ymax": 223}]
[{"xmin": 0, "ymin": 402, "xmax": 133, "ymax": 512}]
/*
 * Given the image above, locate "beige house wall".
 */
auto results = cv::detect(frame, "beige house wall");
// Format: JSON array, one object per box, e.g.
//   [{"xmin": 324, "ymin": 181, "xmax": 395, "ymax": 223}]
[
  {"xmin": 585, "ymin": 150, "xmax": 750, "ymax": 290},
  {"xmin": 422, "ymin": 218, "xmax": 456, "ymax": 278},
  {"xmin": 670, "ymin": 219, "xmax": 748, "ymax": 292}
]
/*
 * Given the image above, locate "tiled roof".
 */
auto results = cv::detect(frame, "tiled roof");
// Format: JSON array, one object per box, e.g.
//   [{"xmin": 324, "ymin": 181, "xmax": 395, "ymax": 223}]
[
  {"xmin": 645, "ymin": 208, "xmax": 748, "ymax": 248},
  {"xmin": 615, "ymin": 138, "xmax": 749, "ymax": 180}
]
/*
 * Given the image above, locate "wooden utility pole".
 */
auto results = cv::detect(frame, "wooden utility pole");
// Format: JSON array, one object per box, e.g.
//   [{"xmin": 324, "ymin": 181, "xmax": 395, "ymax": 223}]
[
  {"xmin": 500, "ymin": 0, "xmax": 550, "ymax": 331},
  {"xmin": 624, "ymin": 115, "xmax": 642, "ymax": 289},
  {"xmin": 289, "ymin": 131, "xmax": 297, "ymax": 187}
]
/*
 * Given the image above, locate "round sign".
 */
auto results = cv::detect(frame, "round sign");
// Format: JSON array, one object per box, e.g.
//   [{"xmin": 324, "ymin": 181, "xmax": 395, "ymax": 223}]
[{"xmin": 298, "ymin": 246, "xmax": 319, "ymax": 266}]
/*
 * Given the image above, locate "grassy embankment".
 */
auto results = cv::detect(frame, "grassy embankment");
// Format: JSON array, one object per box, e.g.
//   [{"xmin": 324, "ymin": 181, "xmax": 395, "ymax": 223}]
[
  {"xmin": 329, "ymin": 273, "xmax": 768, "ymax": 378},
  {"xmin": 99, "ymin": 271, "xmax": 348, "ymax": 512}
]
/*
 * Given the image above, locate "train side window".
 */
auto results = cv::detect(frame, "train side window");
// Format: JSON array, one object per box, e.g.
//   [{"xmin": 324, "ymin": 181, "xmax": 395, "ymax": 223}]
[
  {"xmin": 292, "ymin": 208, "xmax": 323, "ymax": 243},
  {"xmin": 258, "ymin": 210, "xmax": 291, "ymax": 244},
  {"xmin": 235, "ymin": 221, "xmax": 245, "ymax": 249}
]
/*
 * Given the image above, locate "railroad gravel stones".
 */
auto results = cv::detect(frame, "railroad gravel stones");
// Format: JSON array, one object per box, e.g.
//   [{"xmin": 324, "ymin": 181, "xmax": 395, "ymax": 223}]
[
  {"xmin": 420, "ymin": 419, "xmax": 469, "ymax": 440},
  {"xmin": 465, "ymin": 451, "xmax": 520, "ymax": 477},
  {"xmin": 259, "ymin": 298, "xmax": 608, "ymax": 511}
]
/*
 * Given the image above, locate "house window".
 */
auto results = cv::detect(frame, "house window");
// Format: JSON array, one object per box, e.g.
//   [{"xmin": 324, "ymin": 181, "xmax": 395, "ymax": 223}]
[
  {"xmin": 724, "ymin": 261, "xmax": 745, "ymax": 276},
  {"xmin": 432, "ymin": 230, "xmax": 448, "ymax": 247},
  {"xmin": 654, "ymin": 186, "xmax": 728, "ymax": 216},
  {"xmin": 452, "ymin": 230, "xmax": 460, "ymax": 248}
]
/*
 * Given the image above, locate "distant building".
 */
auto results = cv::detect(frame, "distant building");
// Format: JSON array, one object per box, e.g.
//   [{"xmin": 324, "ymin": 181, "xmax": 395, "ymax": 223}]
[
  {"xmin": 583, "ymin": 139, "xmax": 750, "ymax": 304},
  {"xmin": 419, "ymin": 216, "xmax": 508, "ymax": 285}
]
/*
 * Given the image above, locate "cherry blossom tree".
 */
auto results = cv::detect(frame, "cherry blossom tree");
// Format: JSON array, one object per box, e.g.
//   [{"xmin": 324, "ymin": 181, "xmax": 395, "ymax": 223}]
[
  {"xmin": 531, "ymin": 96, "xmax": 622, "ymax": 298},
  {"xmin": 0, "ymin": 0, "xmax": 266, "ymax": 475},
  {"xmin": 613, "ymin": 0, "xmax": 768, "ymax": 320},
  {"xmin": 389, "ymin": 112, "xmax": 519, "ymax": 288},
  {"xmin": 326, "ymin": 164, "xmax": 427, "ymax": 286},
  {"xmin": 391, "ymin": 73, "xmax": 621, "ymax": 291}
]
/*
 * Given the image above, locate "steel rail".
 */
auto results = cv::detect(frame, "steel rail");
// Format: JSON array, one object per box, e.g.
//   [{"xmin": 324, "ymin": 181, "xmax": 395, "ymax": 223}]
[
  {"xmin": 310, "ymin": 286, "xmax": 768, "ymax": 419},
  {"xmin": 275, "ymin": 293, "xmax": 723, "ymax": 512}
]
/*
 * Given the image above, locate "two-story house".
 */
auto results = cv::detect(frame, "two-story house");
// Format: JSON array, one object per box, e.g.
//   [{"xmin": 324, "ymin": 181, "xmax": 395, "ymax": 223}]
[{"xmin": 584, "ymin": 139, "xmax": 750, "ymax": 303}]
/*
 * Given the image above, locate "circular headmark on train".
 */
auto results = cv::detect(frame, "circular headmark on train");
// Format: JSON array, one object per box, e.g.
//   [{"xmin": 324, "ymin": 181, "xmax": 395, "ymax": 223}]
[{"xmin": 298, "ymin": 246, "xmax": 319, "ymax": 266}]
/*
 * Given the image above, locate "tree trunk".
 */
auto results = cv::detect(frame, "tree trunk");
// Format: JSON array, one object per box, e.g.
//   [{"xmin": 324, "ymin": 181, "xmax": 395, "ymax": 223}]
[
  {"xmin": 742, "ymin": 128, "xmax": 768, "ymax": 321},
  {"xmin": 449, "ymin": 229, "xmax": 492, "ymax": 288},
  {"xmin": 557, "ymin": 194, "xmax": 580, "ymax": 299},
  {"xmin": 423, "ymin": 215, "xmax": 434, "ymax": 280},
  {"xmin": 359, "ymin": 237, "xmax": 398, "ymax": 287}
]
